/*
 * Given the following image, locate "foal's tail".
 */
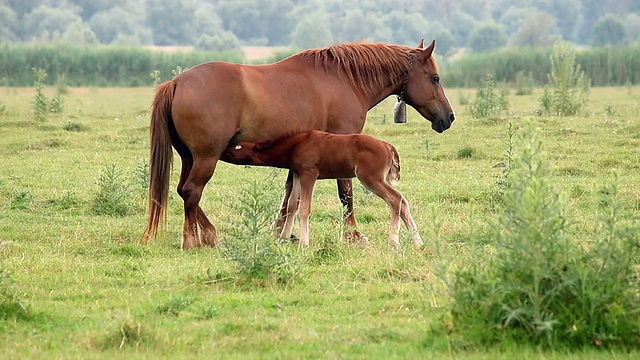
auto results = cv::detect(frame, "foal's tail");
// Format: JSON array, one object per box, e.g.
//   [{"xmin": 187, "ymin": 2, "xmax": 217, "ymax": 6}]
[
  {"xmin": 386, "ymin": 144, "xmax": 401, "ymax": 185},
  {"xmin": 142, "ymin": 80, "xmax": 176, "ymax": 243}
]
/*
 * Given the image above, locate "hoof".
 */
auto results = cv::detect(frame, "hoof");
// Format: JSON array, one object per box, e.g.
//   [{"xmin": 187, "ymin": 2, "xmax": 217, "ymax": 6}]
[
  {"xmin": 342, "ymin": 229, "xmax": 369, "ymax": 244},
  {"xmin": 201, "ymin": 229, "xmax": 220, "ymax": 247}
]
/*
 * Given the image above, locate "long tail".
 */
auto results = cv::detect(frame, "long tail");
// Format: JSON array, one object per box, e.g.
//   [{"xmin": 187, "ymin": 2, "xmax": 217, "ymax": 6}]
[
  {"xmin": 142, "ymin": 80, "xmax": 176, "ymax": 242},
  {"xmin": 385, "ymin": 143, "xmax": 401, "ymax": 185}
]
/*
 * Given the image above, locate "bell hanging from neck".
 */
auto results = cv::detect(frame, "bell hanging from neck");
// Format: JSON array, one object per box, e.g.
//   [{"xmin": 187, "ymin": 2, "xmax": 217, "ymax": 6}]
[{"xmin": 394, "ymin": 97, "xmax": 407, "ymax": 123}]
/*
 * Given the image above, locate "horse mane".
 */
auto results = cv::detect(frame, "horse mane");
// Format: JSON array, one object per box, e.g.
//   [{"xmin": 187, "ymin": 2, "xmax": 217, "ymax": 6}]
[{"xmin": 298, "ymin": 43, "xmax": 419, "ymax": 93}]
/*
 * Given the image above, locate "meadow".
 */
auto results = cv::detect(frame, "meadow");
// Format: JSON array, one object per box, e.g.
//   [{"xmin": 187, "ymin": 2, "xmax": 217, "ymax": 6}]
[{"xmin": 0, "ymin": 85, "xmax": 639, "ymax": 359}]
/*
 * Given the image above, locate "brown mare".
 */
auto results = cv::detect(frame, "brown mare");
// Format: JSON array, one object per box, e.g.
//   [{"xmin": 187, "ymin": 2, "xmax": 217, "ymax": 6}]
[
  {"xmin": 222, "ymin": 130, "xmax": 424, "ymax": 249},
  {"xmin": 143, "ymin": 39, "xmax": 454, "ymax": 249}
]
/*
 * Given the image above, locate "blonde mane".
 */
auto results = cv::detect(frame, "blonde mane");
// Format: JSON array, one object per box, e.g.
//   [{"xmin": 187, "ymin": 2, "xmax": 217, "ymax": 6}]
[{"xmin": 298, "ymin": 43, "xmax": 420, "ymax": 93}]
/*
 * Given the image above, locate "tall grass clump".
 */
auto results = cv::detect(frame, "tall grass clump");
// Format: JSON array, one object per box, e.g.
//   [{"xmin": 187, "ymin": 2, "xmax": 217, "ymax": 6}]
[
  {"xmin": 219, "ymin": 180, "xmax": 298, "ymax": 286},
  {"xmin": 92, "ymin": 163, "xmax": 132, "ymax": 216},
  {"xmin": 514, "ymin": 70, "xmax": 535, "ymax": 95},
  {"xmin": 468, "ymin": 73, "xmax": 508, "ymax": 119},
  {"xmin": 447, "ymin": 121, "xmax": 640, "ymax": 349},
  {"xmin": 540, "ymin": 42, "xmax": 591, "ymax": 116},
  {"xmin": 32, "ymin": 68, "xmax": 48, "ymax": 122}
]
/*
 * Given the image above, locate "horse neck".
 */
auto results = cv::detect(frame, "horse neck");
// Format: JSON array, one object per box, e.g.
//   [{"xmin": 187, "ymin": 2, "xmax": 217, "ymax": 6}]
[{"xmin": 293, "ymin": 46, "xmax": 411, "ymax": 110}]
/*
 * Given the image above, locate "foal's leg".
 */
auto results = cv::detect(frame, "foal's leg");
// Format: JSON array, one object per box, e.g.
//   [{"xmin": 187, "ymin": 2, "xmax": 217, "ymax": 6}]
[
  {"xmin": 280, "ymin": 174, "xmax": 300, "ymax": 240},
  {"xmin": 359, "ymin": 175, "xmax": 408, "ymax": 250},
  {"xmin": 274, "ymin": 171, "xmax": 295, "ymax": 237},
  {"xmin": 179, "ymin": 156, "xmax": 217, "ymax": 250},
  {"xmin": 337, "ymin": 179, "xmax": 367, "ymax": 243},
  {"xmin": 298, "ymin": 172, "xmax": 318, "ymax": 247},
  {"xmin": 397, "ymin": 195, "xmax": 423, "ymax": 248}
]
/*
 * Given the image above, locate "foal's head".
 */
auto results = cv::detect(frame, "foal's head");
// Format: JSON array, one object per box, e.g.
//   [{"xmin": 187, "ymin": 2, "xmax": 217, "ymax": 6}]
[
  {"xmin": 405, "ymin": 39, "xmax": 455, "ymax": 133},
  {"xmin": 221, "ymin": 140, "xmax": 271, "ymax": 166}
]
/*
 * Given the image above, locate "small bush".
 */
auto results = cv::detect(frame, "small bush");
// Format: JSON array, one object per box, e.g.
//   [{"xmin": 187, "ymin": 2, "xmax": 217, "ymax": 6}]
[
  {"xmin": 92, "ymin": 164, "xmax": 132, "ymax": 216},
  {"xmin": 457, "ymin": 146, "xmax": 476, "ymax": 159},
  {"xmin": 446, "ymin": 121, "xmax": 640, "ymax": 349},
  {"xmin": 63, "ymin": 121, "xmax": 87, "ymax": 132},
  {"xmin": 540, "ymin": 42, "xmax": 591, "ymax": 116},
  {"xmin": 10, "ymin": 189, "xmax": 34, "ymax": 210},
  {"xmin": 220, "ymin": 180, "xmax": 298, "ymax": 286},
  {"xmin": 514, "ymin": 70, "xmax": 535, "ymax": 95},
  {"xmin": 32, "ymin": 68, "xmax": 48, "ymax": 122},
  {"xmin": 468, "ymin": 73, "xmax": 509, "ymax": 119}
]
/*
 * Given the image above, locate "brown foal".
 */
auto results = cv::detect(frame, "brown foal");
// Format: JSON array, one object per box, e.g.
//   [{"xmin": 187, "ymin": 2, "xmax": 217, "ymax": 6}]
[{"xmin": 222, "ymin": 130, "xmax": 423, "ymax": 249}]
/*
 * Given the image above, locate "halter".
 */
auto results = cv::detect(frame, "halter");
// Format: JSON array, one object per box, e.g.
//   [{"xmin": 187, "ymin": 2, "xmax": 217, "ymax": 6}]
[{"xmin": 397, "ymin": 52, "xmax": 413, "ymax": 103}]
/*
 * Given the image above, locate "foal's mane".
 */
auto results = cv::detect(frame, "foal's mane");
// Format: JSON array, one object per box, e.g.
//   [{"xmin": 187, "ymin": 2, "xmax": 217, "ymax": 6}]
[{"xmin": 298, "ymin": 43, "xmax": 420, "ymax": 93}]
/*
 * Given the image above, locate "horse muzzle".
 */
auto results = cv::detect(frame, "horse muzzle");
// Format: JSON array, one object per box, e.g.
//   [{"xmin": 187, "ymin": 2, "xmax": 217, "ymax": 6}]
[{"xmin": 432, "ymin": 112, "xmax": 455, "ymax": 133}]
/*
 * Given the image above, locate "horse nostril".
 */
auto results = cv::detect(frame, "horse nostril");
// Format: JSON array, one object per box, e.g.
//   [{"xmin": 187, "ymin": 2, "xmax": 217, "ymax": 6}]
[{"xmin": 449, "ymin": 113, "xmax": 455, "ymax": 123}]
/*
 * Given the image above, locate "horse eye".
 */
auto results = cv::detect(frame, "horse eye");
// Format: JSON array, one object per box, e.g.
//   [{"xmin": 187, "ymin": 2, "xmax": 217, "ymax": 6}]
[{"xmin": 433, "ymin": 76, "xmax": 440, "ymax": 84}]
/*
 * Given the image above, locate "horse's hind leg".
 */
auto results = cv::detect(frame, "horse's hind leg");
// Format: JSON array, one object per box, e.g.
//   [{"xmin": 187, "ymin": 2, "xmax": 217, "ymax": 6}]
[
  {"xmin": 177, "ymin": 153, "xmax": 219, "ymax": 247},
  {"xmin": 280, "ymin": 173, "xmax": 300, "ymax": 240},
  {"xmin": 274, "ymin": 171, "xmax": 296, "ymax": 238},
  {"xmin": 179, "ymin": 156, "xmax": 217, "ymax": 250},
  {"xmin": 337, "ymin": 179, "xmax": 368, "ymax": 243},
  {"xmin": 397, "ymin": 195, "xmax": 423, "ymax": 248},
  {"xmin": 358, "ymin": 175, "xmax": 408, "ymax": 250}
]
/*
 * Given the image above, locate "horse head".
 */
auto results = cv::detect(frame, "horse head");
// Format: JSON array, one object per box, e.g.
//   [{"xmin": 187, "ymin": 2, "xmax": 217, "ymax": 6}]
[{"xmin": 404, "ymin": 39, "xmax": 455, "ymax": 133}]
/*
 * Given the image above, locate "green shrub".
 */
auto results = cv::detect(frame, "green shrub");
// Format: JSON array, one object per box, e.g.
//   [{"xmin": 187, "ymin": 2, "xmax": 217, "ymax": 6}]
[
  {"xmin": 468, "ymin": 73, "xmax": 508, "ymax": 119},
  {"xmin": 92, "ymin": 164, "xmax": 132, "ymax": 216},
  {"xmin": 540, "ymin": 43, "xmax": 591, "ymax": 116},
  {"xmin": 447, "ymin": 121, "xmax": 640, "ymax": 349},
  {"xmin": 32, "ymin": 68, "xmax": 48, "ymax": 122},
  {"xmin": 514, "ymin": 70, "xmax": 535, "ymax": 95},
  {"xmin": 220, "ymin": 180, "xmax": 298, "ymax": 286}
]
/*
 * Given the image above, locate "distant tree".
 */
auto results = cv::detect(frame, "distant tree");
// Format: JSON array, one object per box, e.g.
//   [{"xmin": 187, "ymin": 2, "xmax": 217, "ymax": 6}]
[
  {"xmin": 195, "ymin": 31, "xmax": 241, "ymax": 52},
  {"xmin": 90, "ymin": 5, "xmax": 151, "ymax": 45},
  {"xmin": 145, "ymin": 0, "xmax": 198, "ymax": 45},
  {"xmin": 60, "ymin": 21, "xmax": 98, "ymax": 46},
  {"xmin": 22, "ymin": 5, "xmax": 83, "ymax": 41},
  {"xmin": 509, "ymin": 11, "xmax": 559, "ymax": 48},
  {"xmin": 446, "ymin": 10, "xmax": 479, "ymax": 48},
  {"xmin": 216, "ymin": 0, "xmax": 294, "ymax": 45},
  {"xmin": 77, "ymin": 0, "xmax": 127, "ymax": 20},
  {"xmin": 468, "ymin": 21, "xmax": 507, "ymax": 53},
  {"xmin": 0, "ymin": 5, "xmax": 17, "ymax": 41},
  {"xmin": 625, "ymin": 13, "xmax": 640, "ymax": 42},
  {"xmin": 291, "ymin": 10, "xmax": 333, "ymax": 49},
  {"xmin": 498, "ymin": 5, "xmax": 533, "ymax": 36},
  {"xmin": 592, "ymin": 14, "xmax": 627, "ymax": 46},
  {"xmin": 337, "ymin": 8, "xmax": 389, "ymax": 43},
  {"xmin": 537, "ymin": 0, "xmax": 581, "ymax": 43},
  {"xmin": 432, "ymin": 27, "xmax": 456, "ymax": 56},
  {"xmin": 2, "ymin": 0, "xmax": 44, "ymax": 19},
  {"xmin": 383, "ymin": 10, "xmax": 429, "ymax": 45}
]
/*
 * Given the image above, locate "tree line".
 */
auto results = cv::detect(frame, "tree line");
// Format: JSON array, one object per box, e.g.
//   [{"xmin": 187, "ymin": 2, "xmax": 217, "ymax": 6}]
[{"xmin": 0, "ymin": 0, "xmax": 639, "ymax": 55}]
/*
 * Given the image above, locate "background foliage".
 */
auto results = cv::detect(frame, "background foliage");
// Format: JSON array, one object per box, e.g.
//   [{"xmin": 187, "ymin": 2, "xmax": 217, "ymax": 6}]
[{"xmin": 0, "ymin": 0, "xmax": 639, "ymax": 52}]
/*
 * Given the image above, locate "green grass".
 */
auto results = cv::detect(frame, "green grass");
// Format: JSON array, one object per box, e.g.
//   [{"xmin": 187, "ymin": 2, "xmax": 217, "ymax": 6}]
[{"xmin": 0, "ymin": 86, "xmax": 639, "ymax": 358}]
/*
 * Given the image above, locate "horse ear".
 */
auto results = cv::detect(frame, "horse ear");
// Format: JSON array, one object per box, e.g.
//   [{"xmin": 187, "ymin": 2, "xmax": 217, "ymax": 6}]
[
  {"xmin": 417, "ymin": 39, "xmax": 436, "ymax": 63},
  {"xmin": 417, "ymin": 39, "xmax": 424, "ymax": 49}
]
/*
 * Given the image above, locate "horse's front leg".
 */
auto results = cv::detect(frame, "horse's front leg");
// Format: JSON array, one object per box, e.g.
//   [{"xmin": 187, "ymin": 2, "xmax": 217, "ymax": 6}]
[{"xmin": 337, "ymin": 179, "xmax": 367, "ymax": 243}]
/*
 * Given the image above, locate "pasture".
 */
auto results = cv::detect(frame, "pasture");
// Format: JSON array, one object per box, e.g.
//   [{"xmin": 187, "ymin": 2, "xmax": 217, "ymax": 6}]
[{"xmin": 0, "ymin": 85, "xmax": 639, "ymax": 358}]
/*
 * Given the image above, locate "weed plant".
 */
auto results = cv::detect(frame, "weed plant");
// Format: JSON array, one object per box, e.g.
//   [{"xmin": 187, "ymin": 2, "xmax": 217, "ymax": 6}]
[
  {"xmin": 220, "ymin": 180, "xmax": 298, "ymax": 286},
  {"xmin": 468, "ymin": 73, "xmax": 508, "ymax": 119},
  {"xmin": 92, "ymin": 163, "xmax": 133, "ymax": 216},
  {"xmin": 514, "ymin": 70, "xmax": 535, "ymax": 95},
  {"xmin": 32, "ymin": 68, "xmax": 48, "ymax": 122},
  {"xmin": 540, "ymin": 43, "xmax": 591, "ymax": 116},
  {"xmin": 446, "ymin": 121, "xmax": 640, "ymax": 349}
]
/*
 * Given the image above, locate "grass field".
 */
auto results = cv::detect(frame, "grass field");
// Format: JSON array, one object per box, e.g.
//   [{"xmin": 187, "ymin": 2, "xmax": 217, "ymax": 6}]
[{"xmin": 0, "ymin": 85, "xmax": 639, "ymax": 358}]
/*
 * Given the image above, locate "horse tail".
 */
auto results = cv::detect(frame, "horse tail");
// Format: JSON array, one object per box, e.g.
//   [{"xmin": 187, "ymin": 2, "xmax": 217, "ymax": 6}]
[
  {"xmin": 386, "ymin": 143, "xmax": 401, "ymax": 185},
  {"xmin": 143, "ymin": 80, "xmax": 176, "ymax": 243}
]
